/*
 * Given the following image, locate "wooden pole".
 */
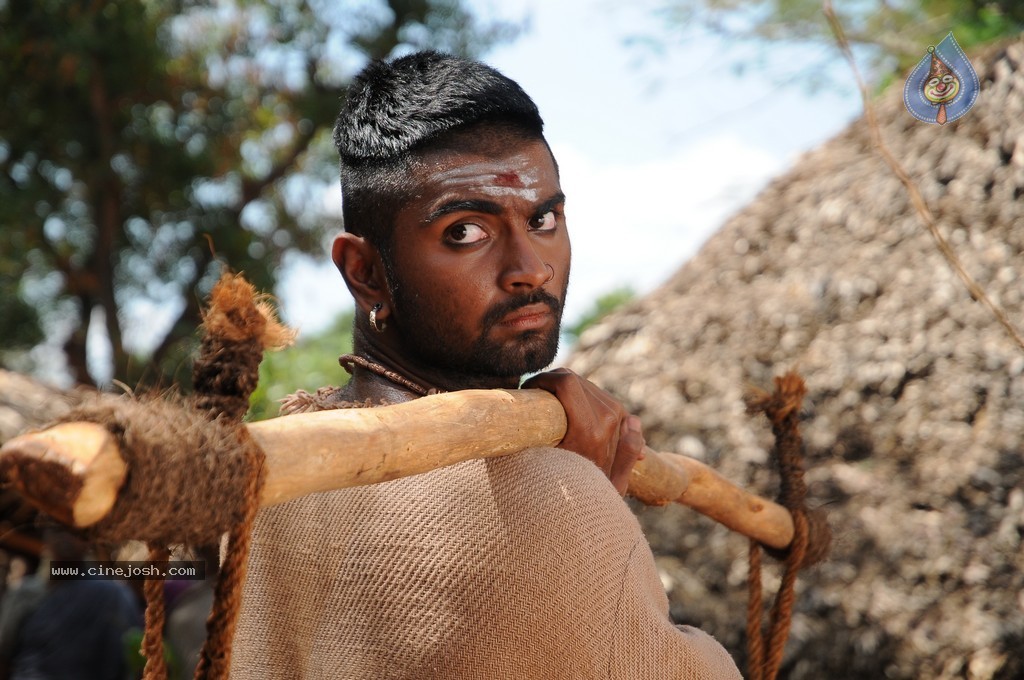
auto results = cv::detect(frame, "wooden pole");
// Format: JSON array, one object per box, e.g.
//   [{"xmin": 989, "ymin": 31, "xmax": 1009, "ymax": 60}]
[{"xmin": 0, "ymin": 389, "xmax": 795, "ymax": 549}]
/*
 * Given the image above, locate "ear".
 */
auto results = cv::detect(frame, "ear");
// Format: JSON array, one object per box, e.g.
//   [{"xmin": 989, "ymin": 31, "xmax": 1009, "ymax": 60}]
[{"xmin": 332, "ymin": 232, "xmax": 390, "ymax": 315}]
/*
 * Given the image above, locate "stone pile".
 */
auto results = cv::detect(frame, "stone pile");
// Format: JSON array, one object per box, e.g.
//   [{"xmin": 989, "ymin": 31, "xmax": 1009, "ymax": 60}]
[{"xmin": 569, "ymin": 39, "xmax": 1024, "ymax": 679}]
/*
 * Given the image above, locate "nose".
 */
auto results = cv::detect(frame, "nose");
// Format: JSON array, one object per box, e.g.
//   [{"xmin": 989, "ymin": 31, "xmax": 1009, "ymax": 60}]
[{"xmin": 498, "ymin": 229, "xmax": 549, "ymax": 293}]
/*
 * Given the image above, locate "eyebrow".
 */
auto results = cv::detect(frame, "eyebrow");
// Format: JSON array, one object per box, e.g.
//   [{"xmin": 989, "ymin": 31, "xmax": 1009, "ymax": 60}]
[
  {"xmin": 535, "ymin": 192, "xmax": 567, "ymax": 215},
  {"xmin": 425, "ymin": 199, "xmax": 503, "ymax": 223},
  {"xmin": 424, "ymin": 191, "xmax": 566, "ymax": 224}
]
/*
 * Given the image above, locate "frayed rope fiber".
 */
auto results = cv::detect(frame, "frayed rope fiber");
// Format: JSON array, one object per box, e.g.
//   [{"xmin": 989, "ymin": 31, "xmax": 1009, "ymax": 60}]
[{"xmin": 192, "ymin": 272, "xmax": 295, "ymax": 421}]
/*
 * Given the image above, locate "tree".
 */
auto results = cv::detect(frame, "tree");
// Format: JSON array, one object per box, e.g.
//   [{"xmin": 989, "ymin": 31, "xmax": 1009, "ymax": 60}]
[
  {"xmin": 650, "ymin": 0, "xmax": 1024, "ymax": 85},
  {"xmin": 0, "ymin": 0, "xmax": 518, "ymax": 388}
]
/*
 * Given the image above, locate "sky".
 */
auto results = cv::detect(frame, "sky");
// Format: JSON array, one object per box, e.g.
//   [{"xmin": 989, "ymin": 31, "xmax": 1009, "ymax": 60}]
[{"xmin": 277, "ymin": 0, "xmax": 863, "ymax": 342}]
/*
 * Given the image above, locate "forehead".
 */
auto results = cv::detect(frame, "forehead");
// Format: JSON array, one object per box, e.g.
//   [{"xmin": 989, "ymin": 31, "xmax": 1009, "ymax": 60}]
[{"xmin": 405, "ymin": 138, "xmax": 559, "ymax": 206}]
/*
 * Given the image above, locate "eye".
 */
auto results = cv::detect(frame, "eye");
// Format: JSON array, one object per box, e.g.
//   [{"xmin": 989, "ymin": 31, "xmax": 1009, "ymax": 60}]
[
  {"xmin": 528, "ymin": 210, "xmax": 557, "ymax": 232},
  {"xmin": 928, "ymin": 77, "xmax": 939, "ymax": 86},
  {"xmin": 942, "ymin": 75, "xmax": 954, "ymax": 83},
  {"xmin": 444, "ymin": 222, "xmax": 488, "ymax": 245}
]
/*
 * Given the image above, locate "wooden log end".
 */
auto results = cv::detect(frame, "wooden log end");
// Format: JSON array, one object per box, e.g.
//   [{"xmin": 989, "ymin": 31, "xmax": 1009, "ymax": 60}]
[{"xmin": 0, "ymin": 422, "xmax": 127, "ymax": 528}]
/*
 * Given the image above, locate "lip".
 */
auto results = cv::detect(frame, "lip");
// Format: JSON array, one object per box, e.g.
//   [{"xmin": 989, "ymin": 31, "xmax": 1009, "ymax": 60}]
[{"xmin": 498, "ymin": 303, "xmax": 553, "ymax": 330}]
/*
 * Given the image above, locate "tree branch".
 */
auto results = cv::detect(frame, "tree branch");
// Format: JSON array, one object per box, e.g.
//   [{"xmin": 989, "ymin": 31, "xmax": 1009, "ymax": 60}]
[
  {"xmin": 147, "ymin": 245, "xmax": 217, "ymax": 381},
  {"xmin": 87, "ymin": 61, "xmax": 128, "ymax": 376},
  {"xmin": 239, "ymin": 124, "xmax": 318, "ymax": 207},
  {"xmin": 63, "ymin": 293, "xmax": 95, "ymax": 387}
]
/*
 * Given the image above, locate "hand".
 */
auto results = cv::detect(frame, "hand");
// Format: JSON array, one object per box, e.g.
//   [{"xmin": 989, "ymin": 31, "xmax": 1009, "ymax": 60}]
[{"xmin": 522, "ymin": 368, "xmax": 645, "ymax": 495}]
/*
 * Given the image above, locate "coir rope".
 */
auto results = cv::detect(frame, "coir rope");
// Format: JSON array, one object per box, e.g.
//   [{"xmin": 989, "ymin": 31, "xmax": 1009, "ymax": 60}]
[{"xmin": 744, "ymin": 371, "xmax": 830, "ymax": 680}]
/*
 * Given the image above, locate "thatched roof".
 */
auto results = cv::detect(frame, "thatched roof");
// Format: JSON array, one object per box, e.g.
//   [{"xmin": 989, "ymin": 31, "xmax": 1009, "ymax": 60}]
[{"xmin": 568, "ymin": 39, "xmax": 1024, "ymax": 679}]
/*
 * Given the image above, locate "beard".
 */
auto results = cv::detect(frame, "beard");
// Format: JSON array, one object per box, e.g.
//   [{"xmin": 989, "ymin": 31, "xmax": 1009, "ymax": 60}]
[{"xmin": 387, "ymin": 276, "xmax": 568, "ymax": 378}]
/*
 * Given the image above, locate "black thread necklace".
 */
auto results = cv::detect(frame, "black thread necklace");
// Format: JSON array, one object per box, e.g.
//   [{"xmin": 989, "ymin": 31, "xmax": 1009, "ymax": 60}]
[{"xmin": 338, "ymin": 354, "xmax": 443, "ymax": 397}]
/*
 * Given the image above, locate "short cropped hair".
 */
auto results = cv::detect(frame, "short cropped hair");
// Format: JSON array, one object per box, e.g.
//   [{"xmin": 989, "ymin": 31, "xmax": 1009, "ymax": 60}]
[{"xmin": 333, "ymin": 51, "xmax": 545, "ymax": 261}]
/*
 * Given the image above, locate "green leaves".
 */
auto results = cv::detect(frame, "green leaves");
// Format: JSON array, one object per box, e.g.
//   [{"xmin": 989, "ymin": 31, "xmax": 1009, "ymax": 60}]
[{"xmin": 651, "ymin": 0, "xmax": 1024, "ymax": 90}]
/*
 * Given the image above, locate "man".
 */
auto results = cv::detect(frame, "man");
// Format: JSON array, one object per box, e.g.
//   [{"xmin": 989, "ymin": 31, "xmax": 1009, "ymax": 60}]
[{"xmin": 232, "ymin": 51, "xmax": 741, "ymax": 679}]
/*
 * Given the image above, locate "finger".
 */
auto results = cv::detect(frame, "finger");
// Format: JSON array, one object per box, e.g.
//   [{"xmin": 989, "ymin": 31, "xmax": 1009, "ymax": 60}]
[
  {"xmin": 520, "ymin": 367, "xmax": 573, "ymax": 391},
  {"xmin": 525, "ymin": 370, "xmax": 606, "ymax": 452},
  {"xmin": 609, "ymin": 415, "xmax": 645, "ymax": 495},
  {"xmin": 582, "ymin": 383, "xmax": 622, "ymax": 473},
  {"xmin": 627, "ymin": 415, "xmax": 645, "ymax": 453}
]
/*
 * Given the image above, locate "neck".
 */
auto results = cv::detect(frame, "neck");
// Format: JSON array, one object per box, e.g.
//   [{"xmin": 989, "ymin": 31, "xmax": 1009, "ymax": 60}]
[{"xmin": 338, "ymin": 325, "xmax": 520, "ymax": 405}]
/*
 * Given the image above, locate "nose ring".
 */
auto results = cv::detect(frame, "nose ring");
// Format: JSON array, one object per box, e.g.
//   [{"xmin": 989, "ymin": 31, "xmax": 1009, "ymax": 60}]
[{"xmin": 543, "ymin": 264, "xmax": 554, "ymax": 284}]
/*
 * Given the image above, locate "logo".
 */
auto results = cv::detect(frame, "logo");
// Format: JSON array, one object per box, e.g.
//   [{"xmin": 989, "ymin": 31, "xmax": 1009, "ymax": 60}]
[{"xmin": 904, "ymin": 32, "xmax": 979, "ymax": 125}]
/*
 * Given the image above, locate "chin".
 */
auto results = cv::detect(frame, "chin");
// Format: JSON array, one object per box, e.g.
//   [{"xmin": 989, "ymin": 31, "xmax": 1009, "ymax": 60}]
[{"xmin": 472, "ymin": 329, "xmax": 561, "ymax": 377}]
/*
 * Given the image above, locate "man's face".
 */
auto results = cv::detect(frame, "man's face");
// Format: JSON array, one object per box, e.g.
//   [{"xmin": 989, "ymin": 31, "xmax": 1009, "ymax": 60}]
[{"xmin": 384, "ymin": 137, "xmax": 570, "ymax": 378}]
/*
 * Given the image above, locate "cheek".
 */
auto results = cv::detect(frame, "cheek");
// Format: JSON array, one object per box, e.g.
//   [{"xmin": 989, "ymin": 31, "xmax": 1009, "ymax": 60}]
[
  {"xmin": 548, "ymin": 234, "xmax": 571, "ymax": 286},
  {"xmin": 402, "ymin": 260, "xmax": 495, "ymax": 328},
  {"xmin": 446, "ymin": 270, "xmax": 496, "ymax": 325}
]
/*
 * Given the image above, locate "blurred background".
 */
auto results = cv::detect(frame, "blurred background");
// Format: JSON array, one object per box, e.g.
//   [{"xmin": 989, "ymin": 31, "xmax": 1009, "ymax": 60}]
[{"xmin": 1, "ymin": 1, "xmax": 1023, "ymax": 678}]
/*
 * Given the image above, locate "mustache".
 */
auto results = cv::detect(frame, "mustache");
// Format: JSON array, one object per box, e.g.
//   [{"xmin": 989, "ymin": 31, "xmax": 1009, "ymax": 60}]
[{"xmin": 480, "ymin": 289, "xmax": 562, "ymax": 330}]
